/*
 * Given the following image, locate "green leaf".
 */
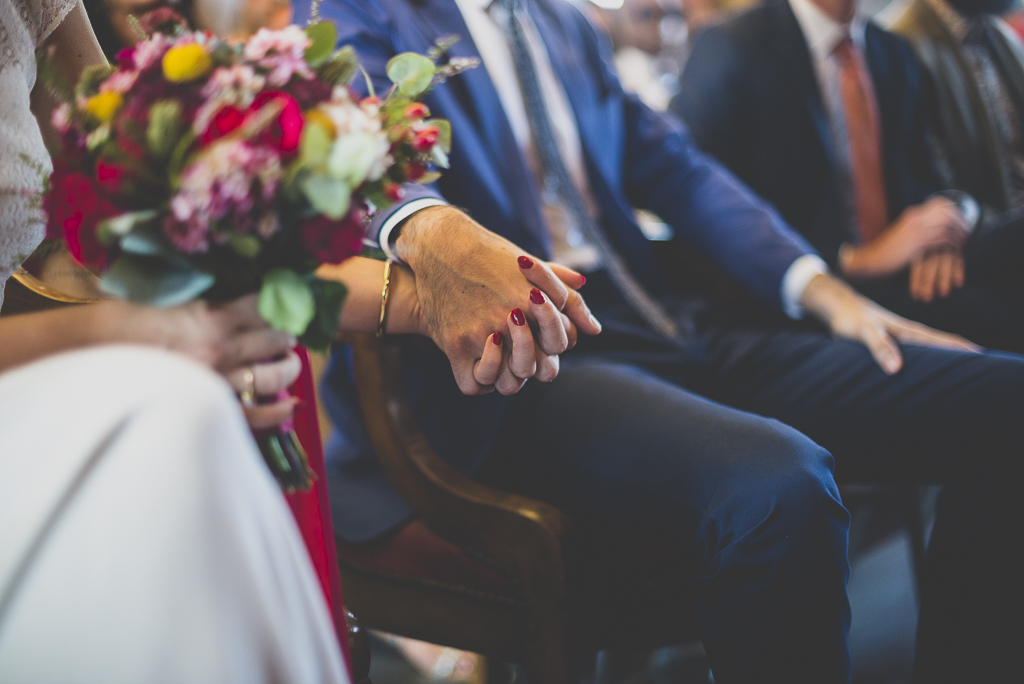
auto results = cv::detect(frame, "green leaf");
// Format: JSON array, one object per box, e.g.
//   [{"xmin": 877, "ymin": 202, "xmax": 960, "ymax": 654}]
[
  {"xmin": 425, "ymin": 118, "xmax": 452, "ymax": 153},
  {"xmin": 100, "ymin": 254, "xmax": 215, "ymax": 307},
  {"xmin": 258, "ymin": 269, "xmax": 316, "ymax": 336},
  {"xmin": 228, "ymin": 233, "xmax": 262, "ymax": 258},
  {"xmin": 304, "ymin": 22, "xmax": 338, "ymax": 67},
  {"xmin": 300, "ymin": 120, "xmax": 331, "ymax": 170},
  {"xmin": 316, "ymin": 45, "xmax": 358, "ymax": 86},
  {"xmin": 168, "ymin": 130, "xmax": 197, "ymax": 187},
  {"xmin": 299, "ymin": 278, "xmax": 348, "ymax": 353},
  {"xmin": 146, "ymin": 100, "xmax": 183, "ymax": 159},
  {"xmin": 97, "ymin": 210, "xmax": 160, "ymax": 246},
  {"xmin": 430, "ymin": 145, "xmax": 449, "ymax": 169},
  {"xmin": 301, "ymin": 174, "xmax": 350, "ymax": 219},
  {"xmin": 386, "ymin": 53, "xmax": 436, "ymax": 97},
  {"xmin": 75, "ymin": 64, "xmax": 114, "ymax": 99}
]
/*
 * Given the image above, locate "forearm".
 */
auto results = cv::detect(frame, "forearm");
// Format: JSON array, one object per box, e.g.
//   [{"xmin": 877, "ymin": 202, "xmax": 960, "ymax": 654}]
[
  {"xmin": 0, "ymin": 300, "xmax": 158, "ymax": 372},
  {"xmin": 315, "ymin": 256, "xmax": 424, "ymax": 336}
]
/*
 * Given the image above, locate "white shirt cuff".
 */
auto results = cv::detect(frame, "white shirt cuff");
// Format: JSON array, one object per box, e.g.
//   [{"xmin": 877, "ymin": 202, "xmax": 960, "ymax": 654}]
[
  {"xmin": 781, "ymin": 254, "xmax": 829, "ymax": 319},
  {"xmin": 377, "ymin": 198, "xmax": 450, "ymax": 263}
]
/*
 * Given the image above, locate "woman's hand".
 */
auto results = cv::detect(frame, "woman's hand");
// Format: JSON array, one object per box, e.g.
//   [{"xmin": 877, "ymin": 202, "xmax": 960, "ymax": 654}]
[{"xmin": 134, "ymin": 295, "xmax": 301, "ymax": 428}]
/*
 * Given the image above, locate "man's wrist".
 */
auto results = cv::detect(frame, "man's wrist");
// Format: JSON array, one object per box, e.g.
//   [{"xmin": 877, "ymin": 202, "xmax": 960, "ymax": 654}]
[
  {"xmin": 378, "ymin": 198, "xmax": 449, "ymax": 263},
  {"xmin": 394, "ymin": 204, "xmax": 465, "ymax": 266},
  {"xmin": 781, "ymin": 254, "xmax": 829, "ymax": 319}
]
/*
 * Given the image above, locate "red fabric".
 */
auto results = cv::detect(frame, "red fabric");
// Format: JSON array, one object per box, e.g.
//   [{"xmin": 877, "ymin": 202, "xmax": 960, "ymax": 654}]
[
  {"xmin": 284, "ymin": 347, "xmax": 351, "ymax": 669},
  {"xmin": 835, "ymin": 37, "xmax": 890, "ymax": 243}
]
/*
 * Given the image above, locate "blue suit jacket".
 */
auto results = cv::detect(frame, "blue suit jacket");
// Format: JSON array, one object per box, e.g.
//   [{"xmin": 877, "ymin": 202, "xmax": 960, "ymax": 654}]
[
  {"xmin": 672, "ymin": 0, "xmax": 942, "ymax": 269},
  {"xmin": 298, "ymin": 0, "xmax": 819, "ymax": 541}
]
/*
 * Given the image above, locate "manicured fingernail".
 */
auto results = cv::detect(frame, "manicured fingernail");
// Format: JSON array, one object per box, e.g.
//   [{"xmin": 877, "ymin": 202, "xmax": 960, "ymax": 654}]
[
  {"xmin": 529, "ymin": 288, "xmax": 545, "ymax": 305},
  {"xmin": 491, "ymin": 332, "xmax": 502, "ymax": 345},
  {"xmin": 579, "ymin": 274, "xmax": 586, "ymax": 286},
  {"xmin": 518, "ymin": 256, "xmax": 533, "ymax": 269},
  {"xmin": 511, "ymin": 308, "xmax": 526, "ymax": 326}
]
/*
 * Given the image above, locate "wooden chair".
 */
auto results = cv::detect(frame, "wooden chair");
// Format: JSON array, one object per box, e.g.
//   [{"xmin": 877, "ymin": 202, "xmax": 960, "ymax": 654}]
[
  {"xmin": 1, "ymin": 268, "xmax": 373, "ymax": 683},
  {"xmin": 336, "ymin": 334, "xmax": 701, "ymax": 683}
]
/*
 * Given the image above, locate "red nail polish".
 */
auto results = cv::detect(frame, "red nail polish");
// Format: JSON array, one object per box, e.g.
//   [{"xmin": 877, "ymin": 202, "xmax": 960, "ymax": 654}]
[
  {"xmin": 518, "ymin": 256, "xmax": 534, "ymax": 269},
  {"xmin": 511, "ymin": 308, "xmax": 526, "ymax": 326},
  {"xmin": 579, "ymin": 274, "xmax": 586, "ymax": 286},
  {"xmin": 491, "ymin": 332, "xmax": 502, "ymax": 345},
  {"xmin": 529, "ymin": 288, "xmax": 545, "ymax": 305}
]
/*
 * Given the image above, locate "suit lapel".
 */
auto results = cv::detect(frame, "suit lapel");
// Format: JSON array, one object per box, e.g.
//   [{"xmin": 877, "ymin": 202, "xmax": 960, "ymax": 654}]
[
  {"xmin": 768, "ymin": 0, "xmax": 838, "ymax": 170},
  {"xmin": 405, "ymin": 0, "xmax": 548, "ymax": 246}
]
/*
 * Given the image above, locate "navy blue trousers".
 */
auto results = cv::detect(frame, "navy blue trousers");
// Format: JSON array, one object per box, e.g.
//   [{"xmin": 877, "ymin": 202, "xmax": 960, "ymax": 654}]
[{"xmin": 478, "ymin": 272, "xmax": 1024, "ymax": 684}]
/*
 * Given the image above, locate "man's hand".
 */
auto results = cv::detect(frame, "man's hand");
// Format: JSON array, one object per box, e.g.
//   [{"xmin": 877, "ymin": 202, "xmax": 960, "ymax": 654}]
[
  {"xmin": 394, "ymin": 205, "xmax": 601, "ymax": 395},
  {"xmin": 908, "ymin": 246, "xmax": 965, "ymax": 303},
  {"xmin": 800, "ymin": 273, "xmax": 980, "ymax": 374},
  {"xmin": 840, "ymin": 197, "xmax": 969, "ymax": 279}
]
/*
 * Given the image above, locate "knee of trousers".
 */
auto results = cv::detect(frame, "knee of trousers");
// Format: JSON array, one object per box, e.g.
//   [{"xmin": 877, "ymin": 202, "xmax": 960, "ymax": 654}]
[{"xmin": 699, "ymin": 422, "xmax": 849, "ymax": 575}]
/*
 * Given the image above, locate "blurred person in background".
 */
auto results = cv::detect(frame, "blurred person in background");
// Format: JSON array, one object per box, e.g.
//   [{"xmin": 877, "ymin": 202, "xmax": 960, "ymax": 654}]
[
  {"xmin": 674, "ymin": 0, "xmax": 1024, "ymax": 355},
  {"xmin": 892, "ymin": 0, "xmax": 1024, "ymax": 220}
]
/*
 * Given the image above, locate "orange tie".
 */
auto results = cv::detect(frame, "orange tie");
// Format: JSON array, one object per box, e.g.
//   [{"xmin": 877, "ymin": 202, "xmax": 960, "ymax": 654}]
[{"xmin": 834, "ymin": 37, "xmax": 889, "ymax": 243}]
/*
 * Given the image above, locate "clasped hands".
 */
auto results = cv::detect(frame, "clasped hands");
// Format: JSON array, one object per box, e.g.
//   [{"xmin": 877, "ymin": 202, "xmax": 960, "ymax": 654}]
[{"xmin": 839, "ymin": 195, "xmax": 970, "ymax": 302}]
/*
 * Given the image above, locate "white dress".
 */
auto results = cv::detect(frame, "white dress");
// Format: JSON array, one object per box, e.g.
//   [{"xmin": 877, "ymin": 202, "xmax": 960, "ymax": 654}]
[{"xmin": 0, "ymin": 3, "xmax": 350, "ymax": 681}]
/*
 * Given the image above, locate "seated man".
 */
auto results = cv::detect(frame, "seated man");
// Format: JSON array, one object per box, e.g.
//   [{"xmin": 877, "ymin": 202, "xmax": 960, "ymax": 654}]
[
  {"xmin": 893, "ymin": 0, "xmax": 1024, "ymax": 220},
  {"xmin": 673, "ymin": 0, "xmax": 1024, "ymax": 353},
  {"xmin": 307, "ymin": 0, "xmax": 1024, "ymax": 680}
]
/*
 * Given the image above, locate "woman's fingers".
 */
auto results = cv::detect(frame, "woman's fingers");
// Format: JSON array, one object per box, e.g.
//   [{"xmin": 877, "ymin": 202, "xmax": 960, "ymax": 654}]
[
  {"xmin": 528, "ymin": 288, "xmax": 570, "ymax": 355},
  {"xmin": 218, "ymin": 293, "xmax": 265, "ymax": 331},
  {"xmin": 518, "ymin": 255, "xmax": 601, "ymax": 337},
  {"xmin": 219, "ymin": 328, "xmax": 296, "ymax": 372},
  {"xmin": 472, "ymin": 332, "xmax": 504, "ymax": 388},
  {"xmin": 534, "ymin": 348, "xmax": 560, "ymax": 383},
  {"xmin": 546, "ymin": 262, "xmax": 587, "ymax": 290},
  {"xmin": 244, "ymin": 397, "xmax": 300, "ymax": 430},
  {"xmin": 506, "ymin": 309, "xmax": 537, "ymax": 380},
  {"xmin": 225, "ymin": 351, "xmax": 302, "ymax": 398}
]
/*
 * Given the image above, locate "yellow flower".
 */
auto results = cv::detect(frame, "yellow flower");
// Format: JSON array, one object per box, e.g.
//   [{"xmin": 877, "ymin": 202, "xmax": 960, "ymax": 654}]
[
  {"xmin": 162, "ymin": 44, "xmax": 213, "ymax": 83},
  {"xmin": 83, "ymin": 91, "xmax": 123, "ymax": 122},
  {"xmin": 304, "ymin": 108, "xmax": 337, "ymax": 139}
]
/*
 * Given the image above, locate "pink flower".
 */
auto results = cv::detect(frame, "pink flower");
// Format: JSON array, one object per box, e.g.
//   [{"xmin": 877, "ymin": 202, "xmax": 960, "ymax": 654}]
[
  {"xmin": 51, "ymin": 103, "xmax": 72, "ymax": 134},
  {"xmin": 300, "ymin": 210, "xmax": 366, "ymax": 264},
  {"xmin": 250, "ymin": 92, "xmax": 303, "ymax": 154},
  {"xmin": 100, "ymin": 69, "xmax": 139, "ymax": 95},
  {"xmin": 132, "ymin": 34, "xmax": 172, "ymax": 72},
  {"xmin": 201, "ymin": 105, "xmax": 245, "ymax": 144},
  {"xmin": 243, "ymin": 27, "xmax": 314, "ymax": 87}
]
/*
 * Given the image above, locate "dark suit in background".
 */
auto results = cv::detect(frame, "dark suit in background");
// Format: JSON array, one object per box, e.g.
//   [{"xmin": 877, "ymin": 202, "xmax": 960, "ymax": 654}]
[
  {"xmin": 307, "ymin": 0, "xmax": 1024, "ymax": 679},
  {"xmin": 673, "ymin": 0, "xmax": 1024, "ymax": 353}
]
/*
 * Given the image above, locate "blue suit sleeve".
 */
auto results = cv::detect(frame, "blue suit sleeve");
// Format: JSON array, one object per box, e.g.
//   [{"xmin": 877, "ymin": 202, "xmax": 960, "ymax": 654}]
[{"xmin": 580, "ymin": 22, "xmax": 818, "ymax": 307}]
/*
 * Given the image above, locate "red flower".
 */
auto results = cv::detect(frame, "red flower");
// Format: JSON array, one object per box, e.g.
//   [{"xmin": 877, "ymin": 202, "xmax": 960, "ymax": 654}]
[
  {"xmin": 250, "ymin": 92, "xmax": 303, "ymax": 154},
  {"xmin": 384, "ymin": 182, "xmax": 405, "ymax": 202},
  {"xmin": 404, "ymin": 161, "xmax": 427, "ymax": 181},
  {"xmin": 44, "ymin": 162, "xmax": 120, "ymax": 269},
  {"xmin": 202, "ymin": 105, "xmax": 245, "ymax": 145},
  {"xmin": 115, "ymin": 47, "xmax": 135, "ymax": 70},
  {"xmin": 95, "ymin": 158, "xmax": 129, "ymax": 194},
  {"xmin": 300, "ymin": 211, "xmax": 365, "ymax": 264},
  {"xmin": 412, "ymin": 126, "xmax": 440, "ymax": 152},
  {"xmin": 404, "ymin": 103, "xmax": 430, "ymax": 120}
]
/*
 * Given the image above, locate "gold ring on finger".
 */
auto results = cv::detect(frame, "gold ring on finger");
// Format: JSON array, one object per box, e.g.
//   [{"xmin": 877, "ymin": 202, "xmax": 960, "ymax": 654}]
[{"xmin": 239, "ymin": 366, "xmax": 256, "ymax": 407}]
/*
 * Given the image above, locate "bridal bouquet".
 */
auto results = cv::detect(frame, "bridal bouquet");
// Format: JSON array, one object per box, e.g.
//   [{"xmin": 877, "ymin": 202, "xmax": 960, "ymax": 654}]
[{"xmin": 42, "ymin": 9, "xmax": 468, "ymax": 490}]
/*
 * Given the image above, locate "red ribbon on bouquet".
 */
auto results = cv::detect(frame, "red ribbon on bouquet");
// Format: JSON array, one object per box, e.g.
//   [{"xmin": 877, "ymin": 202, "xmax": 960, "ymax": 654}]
[{"xmin": 283, "ymin": 347, "xmax": 350, "ymax": 667}]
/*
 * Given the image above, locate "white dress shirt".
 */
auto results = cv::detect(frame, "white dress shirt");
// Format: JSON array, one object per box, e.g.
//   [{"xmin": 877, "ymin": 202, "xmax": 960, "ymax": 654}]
[{"xmin": 382, "ymin": 0, "xmax": 829, "ymax": 317}]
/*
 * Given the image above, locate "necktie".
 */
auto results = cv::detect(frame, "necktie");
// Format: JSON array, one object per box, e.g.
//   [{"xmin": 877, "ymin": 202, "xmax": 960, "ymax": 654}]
[
  {"xmin": 834, "ymin": 37, "xmax": 889, "ymax": 243},
  {"xmin": 498, "ymin": 0, "xmax": 680, "ymax": 339}
]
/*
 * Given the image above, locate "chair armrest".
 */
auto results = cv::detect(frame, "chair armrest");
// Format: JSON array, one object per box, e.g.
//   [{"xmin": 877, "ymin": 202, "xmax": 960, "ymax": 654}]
[
  {"xmin": 346, "ymin": 333, "xmax": 570, "ymax": 606},
  {"xmin": 1, "ymin": 268, "xmax": 101, "ymax": 316}
]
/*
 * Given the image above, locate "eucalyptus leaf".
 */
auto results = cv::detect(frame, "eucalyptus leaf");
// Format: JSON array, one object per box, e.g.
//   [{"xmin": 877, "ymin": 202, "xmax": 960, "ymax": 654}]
[
  {"xmin": 301, "ymin": 174, "xmax": 350, "ymax": 219},
  {"xmin": 425, "ymin": 118, "xmax": 452, "ymax": 153},
  {"xmin": 258, "ymin": 269, "xmax": 316, "ymax": 336},
  {"xmin": 100, "ymin": 254, "xmax": 215, "ymax": 307},
  {"xmin": 430, "ymin": 145, "xmax": 449, "ymax": 169},
  {"xmin": 386, "ymin": 53, "xmax": 436, "ymax": 97},
  {"xmin": 97, "ymin": 210, "xmax": 159, "ymax": 245},
  {"xmin": 300, "ymin": 278, "xmax": 348, "ymax": 353},
  {"xmin": 304, "ymin": 22, "xmax": 337, "ymax": 68},
  {"xmin": 119, "ymin": 222, "xmax": 175, "ymax": 258}
]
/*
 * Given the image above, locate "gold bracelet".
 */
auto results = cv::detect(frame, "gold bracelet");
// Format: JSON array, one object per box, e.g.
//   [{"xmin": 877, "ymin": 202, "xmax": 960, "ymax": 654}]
[{"xmin": 377, "ymin": 260, "xmax": 392, "ymax": 338}]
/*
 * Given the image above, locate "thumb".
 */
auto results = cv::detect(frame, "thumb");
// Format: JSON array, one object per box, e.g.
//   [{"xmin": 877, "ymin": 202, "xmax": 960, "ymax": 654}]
[{"xmin": 864, "ymin": 325, "xmax": 903, "ymax": 375}]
